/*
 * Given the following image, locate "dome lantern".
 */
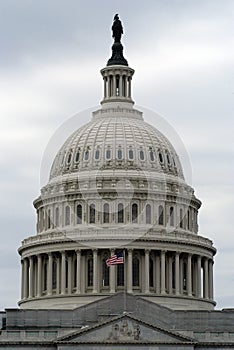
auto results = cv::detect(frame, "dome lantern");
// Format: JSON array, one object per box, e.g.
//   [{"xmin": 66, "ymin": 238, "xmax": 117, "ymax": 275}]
[{"xmin": 101, "ymin": 15, "xmax": 134, "ymax": 106}]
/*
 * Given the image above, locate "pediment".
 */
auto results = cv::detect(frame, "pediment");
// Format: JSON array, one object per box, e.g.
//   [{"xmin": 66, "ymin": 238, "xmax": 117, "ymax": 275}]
[{"xmin": 57, "ymin": 314, "xmax": 195, "ymax": 345}]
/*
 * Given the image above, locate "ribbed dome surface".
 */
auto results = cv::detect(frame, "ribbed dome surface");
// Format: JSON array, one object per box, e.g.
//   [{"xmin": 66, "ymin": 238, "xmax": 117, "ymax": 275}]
[{"xmin": 50, "ymin": 107, "xmax": 184, "ymax": 180}]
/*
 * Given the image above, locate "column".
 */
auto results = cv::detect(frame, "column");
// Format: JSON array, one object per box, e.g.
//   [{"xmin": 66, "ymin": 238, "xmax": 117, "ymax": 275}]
[
  {"xmin": 47, "ymin": 253, "xmax": 53, "ymax": 295},
  {"xmin": 168, "ymin": 255, "xmax": 173, "ymax": 294},
  {"xmin": 144, "ymin": 249, "xmax": 150, "ymax": 293},
  {"xmin": 155, "ymin": 254, "xmax": 160, "ymax": 294},
  {"xmin": 93, "ymin": 249, "xmax": 98, "ymax": 293},
  {"xmin": 127, "ymin": 249, "xmax": 133, "ymax": 293},
  {"xmin": 68, "ymin": 255, "xmax": 72, "ymax": 294},
  {"xmin": 56, "ymin": 257, "xmax": 60, "ymax": 294},
  {"xmin": 23, "ymin": 258, "xmax": 29, "ymax": 299},
  {"xmin": 197, "ymin": 255, "xmax": 201, "ymax": 298},
  {"xmin": 76, "ymin": 250, "xmax": 81, "ymax": 294},
  {"xmin": 160, "ymin": 250, "xmax": 166, "ymax": 294},
  {"xmin": 175, "ymin": 252, "xmax": 180, "ymax": 295},
  {"xmin": 21, "ymin": 260, "xmax": 24, "ymax": 300},
  {"xmin": 110, "ymin": 249, "xmax": 115, "ymax": 293},
  {"xmin": 37, "ymin": 254, "xmax": 42, "ymax": 297},
  {"xmin": 61, "ymin": 251, "xmax": 66, "ymax": 294},
  {"xmin": 187, "ymin": 254, "xmax": 192, "ymax": 296},
  {"xmin": 208, "ymin": 259, "xmax": 214, "ymax": 300},
  {"xmin": 203, "ymin": 257, "xmax": 209, "ymax": 299},
  {"xmin": 29, "ymin": 256, "xmax": 34, "ymax": 298},
  {"xmin": 104, "ymin": 77, "xmax": 107, "ymax": 99}
]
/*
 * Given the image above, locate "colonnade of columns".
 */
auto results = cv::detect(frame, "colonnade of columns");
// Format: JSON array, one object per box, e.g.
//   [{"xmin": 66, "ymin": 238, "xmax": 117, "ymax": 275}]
[
  {"xmin": 101, "ymin": 67, "xmax": 134, "ymax": 103},
  {"xmin": 20, "ymin": 248, "xmax": 214, "ymax": 302}
]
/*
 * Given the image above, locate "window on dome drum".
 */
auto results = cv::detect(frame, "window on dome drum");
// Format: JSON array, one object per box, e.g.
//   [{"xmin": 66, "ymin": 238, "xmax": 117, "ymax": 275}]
[
  {"xmin": 75, "ymin": 151, "xmax": 80, "ymax": 162},
  {"xmin": 43, "ymin": 262, "xmax": 47, "ymax": 291},
  {"xmin": 67, "ymin": 152, "xmax": 72, "ymax": 164},
  {"xmin": 95, "ymin": 149, "xmax": 100, "ymax": 160},
  {"xmin": 65, "ymin": 260, "xmax": 68, "ymax": 288},
  {"xmin": 106, "ymin": 149, "xmax": 111, "ymax": 160},
  {"xmin": 55, "ymin": 207, "xmax": 59, "ymax": 227},
  {"xmin": 146, "ymin": 204, "xmax": 151, "ymax": 224},
  {"xmin": 116, "ymin": 75, "xmax": 120, "ymax": 96},
  {"xmin": 180, "ymin": 208, "xmax": 183, "ymax": 228},
  {"xmin": 47, "ymin": 209, "xmax": 51, "ymax": 229},
  {"xmin": 158, "ymin": 205, "xmax": 164, "ymax": 225},
  {"xmin": 118, "ymin": 203, "xmax": 124, "ymax": 223},
  {"xmin": 132, "ymin": 203, "xmax": 138, "ymax": 223},
  {"xmin": 103, "ymin": 203, "xmax": 110, "ymax": 223},
  {"xmin": 187, "ymin": 210, "xmax": 190, "ymax": 230},
  {"xmin": 117, "ymin": 264, "xmax": 124, "ymax": 286},
  {"xmin": 102, "ymin": 258, "xmax": 109, "ymax": 286},
  {"xmin": 117, "ymin": 148, "xmax": 122, "ymax": 160},
  {"xmin": 73, "ymin": 259, "xmax": 77, "ymax": 288},
  {"xmin": 170, "ymin": 207, "xmax": 174, "ymax": 226},
  {"xmin": 89, "ymin": 204, "xmax": 96, "ymax": 224},
  {"xmin": 132, "ymin": 256, "xmax": 140, "ymax": 286},
  {"xmin": 158, "ymin": 151, "xmax": 164, "ymax": 163},
  {"xmin": 84, "ymin": 149, "xmax": 89, "ymax": 161},
  {"xmin": 166, "ymin": 153, "xmax": 171, "ymax": 165},
  {"xmin": 77, "ymin": 204, "xmax": 82, "ymax": 224},
  {"xmin": 65, "ymin": 206, "xmax": 70, "ymax": 226},
  {"xmin": 149, "ymin": 258, "xmax": 154, "ymax": 287},
  {"xmin": 87, "ymin": 258, "xmax": 93, "ymax": 287},
  {"xmin": 129, "ymin": 149, "xmax": 134, "ymax": 160},
  {"xmin": 149, "ymin": 150, "xmax": 155, "ymax": 161},
  {"xmin": 183, "ymin": 260, "xmax": 187, "ymax": 291},
  {"xmin": 52, "ymin": 260, "xmax": 57, "ymax": 290},
  {"xmin": 140, "ymin": 150, "xmax": 144, "ymax": 160}
]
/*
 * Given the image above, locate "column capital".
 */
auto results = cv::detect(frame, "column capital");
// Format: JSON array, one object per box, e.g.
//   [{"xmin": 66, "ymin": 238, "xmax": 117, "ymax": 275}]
[{"xmin": 145, "ymin": 249, "xmax": 150, "ymax": 254}]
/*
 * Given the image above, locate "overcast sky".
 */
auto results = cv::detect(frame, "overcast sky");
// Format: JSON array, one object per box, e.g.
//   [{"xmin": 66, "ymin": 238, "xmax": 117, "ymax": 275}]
[{"xmin": 0, "ymin": 0, "xmax": 233, "ymax": 310}]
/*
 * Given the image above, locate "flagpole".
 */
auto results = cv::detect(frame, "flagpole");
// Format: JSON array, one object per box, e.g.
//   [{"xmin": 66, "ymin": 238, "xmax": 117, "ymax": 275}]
[{"xmin": 123, "ymin": 249, "xmax": 126, "ymax": 312}]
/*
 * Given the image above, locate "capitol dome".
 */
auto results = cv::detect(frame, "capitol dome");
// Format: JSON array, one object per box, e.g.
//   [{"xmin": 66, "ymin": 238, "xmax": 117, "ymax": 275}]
[{"xmin": 18, "ymin": 19, "xmax": 216, "ymax": 311}]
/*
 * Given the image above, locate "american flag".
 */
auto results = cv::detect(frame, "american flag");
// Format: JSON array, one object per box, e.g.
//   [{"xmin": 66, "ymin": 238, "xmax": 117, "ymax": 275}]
[{"xmin": 106, "ymin": 252, "xmax": 124, "ymax": 266}]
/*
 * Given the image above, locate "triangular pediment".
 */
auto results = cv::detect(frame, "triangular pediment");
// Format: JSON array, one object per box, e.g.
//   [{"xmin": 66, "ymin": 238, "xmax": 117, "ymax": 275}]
[{"xmin": 57, "ymin": 314, "xmax": 195, "ymax": 345}]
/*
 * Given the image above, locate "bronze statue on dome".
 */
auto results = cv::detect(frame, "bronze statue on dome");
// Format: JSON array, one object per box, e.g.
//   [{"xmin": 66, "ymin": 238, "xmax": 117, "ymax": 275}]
[{"xmin": 112, "ymin": 14, "xmax": 123, "ymax": 43}]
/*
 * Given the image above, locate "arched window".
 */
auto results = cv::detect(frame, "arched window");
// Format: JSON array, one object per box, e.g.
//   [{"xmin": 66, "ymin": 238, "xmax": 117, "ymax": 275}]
[
  {"xmin": 95, "ymin": 149, "xmax": 100, "ymax": 160},
  {"xmin": 140, "ymin": 150, "xmax": 145, "ymax": 160},
  {"xmin": 180, "ymin": 208, "xmax": 183, "ymax": 228},
  {"xmin": 129, "ymin": 149, "xmax": 134, "ymax": 160},
  {"xmin": 118, "ymin": 203, "xmax": 124, "ymax": 223},
  {"xmin": 55, "ymin": 207, "xmax": 59, "ymax": 227},
  {"xmin": 84, "ymin": 149, "xmax": 89, "ymax": 161},
  {"xmin": 117, "ymin": 264, "xmax": 124, "ymax": 286},
  {"xmin": 149, "ymin": 258, "xmax": 154, "ymax": 287},
  {"xmin": 166, "ymin": 153, "xmax": 171, "ymax": 165},
  {"xmin": 146, "ymin": 204, "xmax": 151, "ymax": 224},
  {"xmin": 87, "ymin": 258, "xmax": 93, "ymax": 287},
  {"xmin": 103, "ymin": 203, "xmax": 109, "ymax": 224},
  {"xmin": 67, "ymin": 152, "xmax": 72, "ymax": 164},
  {"xmin": 132, "ymin": 203, "xmax": 138, "ymax": 223},
  {"xmin": 117, "ymin": 148, "xmax": 122, "ymax": 160},
  {"xmin": 75, "ymin": 150, "xmax": 80, "ymax": 162},
  {"xmin": 65, "ymin": 206, "xmax": 70, "ymax": 226},
  {"xmin": 159, "ymin": 152, "xmax": 164, "ymax": 163},
  {"xmin": 132, "ymin": 256, "xmax": 140, "ymax": 287},
  {"xmin": 102, "ymin": 258, "xmax": 109, "ymax": 286},
  {"xmin": 52, "ymin": 260, "xmax": 57, "ymax": 290},
  {"xmin": 158, "ymin": 205, "xmax": 164, "ymax": 225},
  {"xmin": 77, "ymin": 204, "xmax": 82, "ymax": 224},
  {"xmin": 89, "ymin": 204, "xmax": 95, "ymax": 224},
  {"xmin": 106, "ymin": 149, "xmax": 111, "ymax": 160},
  {"xmin": 149, "ymin": 150, "xmax": 155, "ymax": 161},
  {"xmin": 170, "ymin": 207, "xmax": 174, "ymax": 226}
]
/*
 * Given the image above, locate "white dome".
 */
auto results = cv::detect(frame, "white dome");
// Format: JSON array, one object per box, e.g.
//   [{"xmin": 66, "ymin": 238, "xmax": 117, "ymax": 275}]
[{"xmin": 50, "ymin": 106, "xmax": 184, "ymax": 181}]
